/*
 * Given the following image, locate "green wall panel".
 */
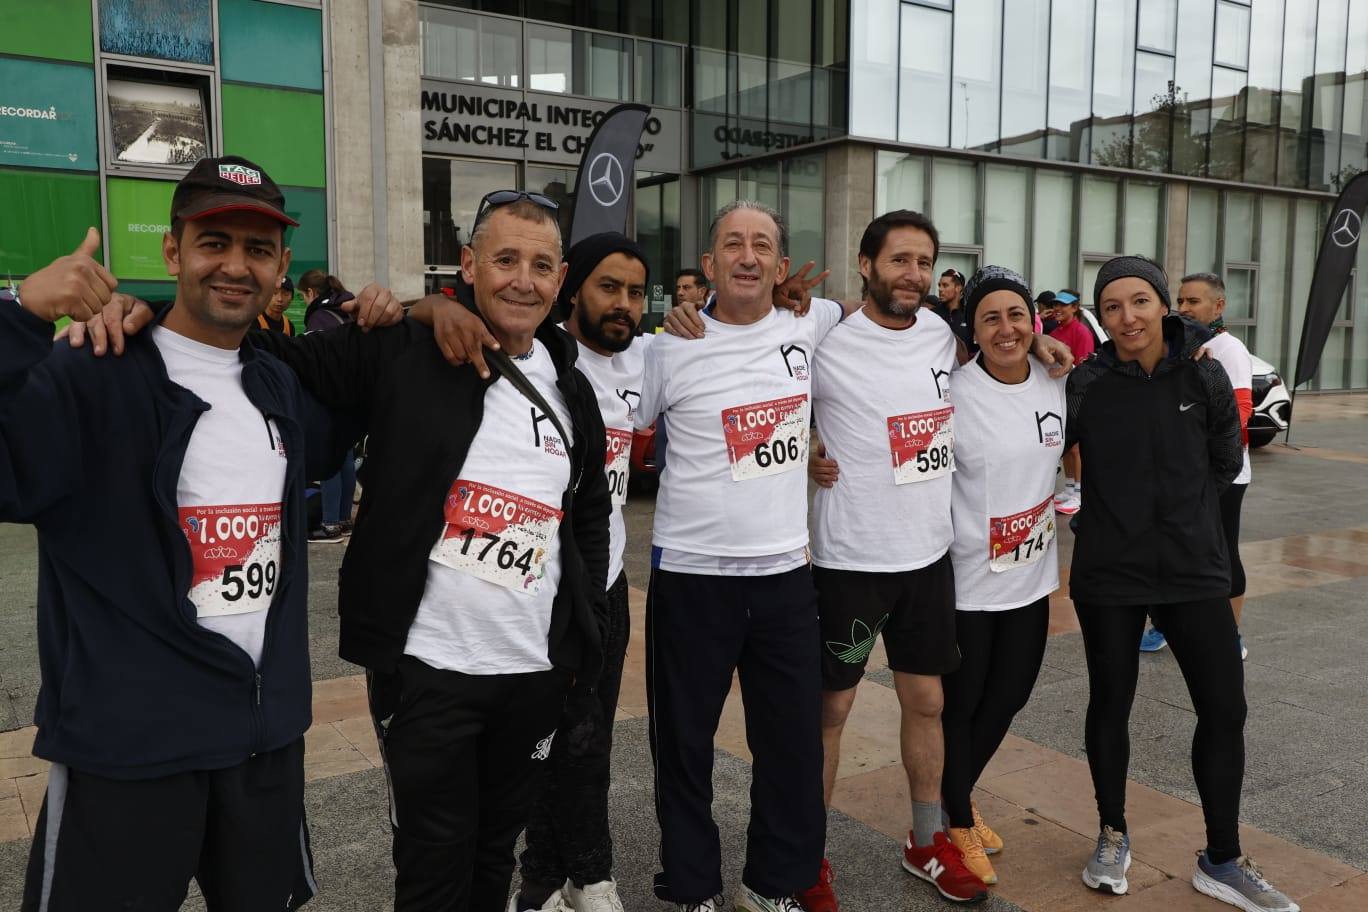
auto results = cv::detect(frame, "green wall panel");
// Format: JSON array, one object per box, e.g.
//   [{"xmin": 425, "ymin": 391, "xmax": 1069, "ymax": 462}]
[
  {"xmin": 106, "ymin": 177, "xmax": 176, "ymax": 281},
  {"xmin": 0, "ymin": 58, "xmax": 99, "ymax": 171},
  {"xmin": 219, "ymin": 0, "xmax": 324, "ymax": 91},
  {"xmin": 0, "ymin": 1, "xmax": 95, "ymax": 63},
  {"xmin": 0, "ymin": 169, "xmax": 100, "ymax": 277},
  {"xmin": 221, "ymin": 84, "xmax": 326, "ymax": 188},
  {"xmin": 282, "ymin": 186, "xmax": 328, "ymax": 278}
]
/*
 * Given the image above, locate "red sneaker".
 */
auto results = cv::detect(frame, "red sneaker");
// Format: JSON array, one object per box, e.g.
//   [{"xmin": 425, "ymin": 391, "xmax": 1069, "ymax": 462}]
[
  {"xmin": 793, "ymin": 858, "xmax": 839, "ymax": 912},
  {"xmin": 902, "ymin": 831, "xmax": 989, "ymax": 903}
]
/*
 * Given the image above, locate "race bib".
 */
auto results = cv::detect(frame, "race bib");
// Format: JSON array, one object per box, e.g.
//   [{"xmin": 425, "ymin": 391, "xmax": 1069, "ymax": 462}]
[
  {"xmin": 722, "ymin": 394, "xmax": 810, "ymax": 481},
  {"xmin": 887, "ymin": 407, "xmax": 955, "ymax": 484},
  {"xmin": 604, "ymin": 428, "xmax": 632, "ymax": 507},
  {"xmin": 989, "ymin": 496, "xmax": 1056, "ymax": 572},
  {"xmin": 429, "ymin": 479, "xmax": 563, "ymax": 595},
  {"xmin": 180, "ymin": 503, "xmax": 283, "ymax": 618}
]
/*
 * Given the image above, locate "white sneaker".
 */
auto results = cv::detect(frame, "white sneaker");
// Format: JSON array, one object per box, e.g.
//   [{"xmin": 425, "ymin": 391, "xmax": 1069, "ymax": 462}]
[
  {"xmin": 507, "ymin": 888, "xmax": 570, "ymax": 912},
  {"xmin": 563, "ymin": 879, "xmax": 625, "ymax": 912},
  {"xmin": 675, "ymin": 895, "xmax": 724, "ymax": 911},
  {"xmin": 1056, "ymin": 492, "xmax": 1082, "ymax": 515}
]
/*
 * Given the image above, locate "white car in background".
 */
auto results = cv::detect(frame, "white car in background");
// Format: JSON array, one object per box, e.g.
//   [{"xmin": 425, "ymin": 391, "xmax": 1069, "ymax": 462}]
[{"xmin": 1075, "ymin": 308, "xmax": 1290, "ymax": 448}]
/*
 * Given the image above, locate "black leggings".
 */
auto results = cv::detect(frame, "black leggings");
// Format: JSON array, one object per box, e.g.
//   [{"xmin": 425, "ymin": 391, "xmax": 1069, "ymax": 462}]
[
  {"xmin": 1221, "ymin": 483, "xmax": 1247, "ymax": 598},
  {"xmin": 1074, "ymin": 599, "xmax": 1246, "ymax": 863},
  {"xmin": 941, "ymin": 597, "xmax": 1050, "ymax": 829}
]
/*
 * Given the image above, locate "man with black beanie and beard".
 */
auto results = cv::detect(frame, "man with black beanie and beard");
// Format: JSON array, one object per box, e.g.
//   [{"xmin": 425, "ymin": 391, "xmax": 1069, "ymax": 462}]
[{"xmin": 511, "ymin": 232, "xmax": 652, "ymax": 912}]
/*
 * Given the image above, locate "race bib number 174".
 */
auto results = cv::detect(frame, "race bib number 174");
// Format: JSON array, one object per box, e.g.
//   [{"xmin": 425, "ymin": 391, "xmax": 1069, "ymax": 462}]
[
  {"xmin": 722, "ymin": 394, "xmax": 810, "ymax": 481},
  {"xmin": 989, "ymin": 496, "xmax": 1056, "ymax": 573},
  {"xmin": 887, "ymin": 407, "xmax": 954, "ymax": 485},
  {"xmin": 180, "ymin": 503, "xmax": 283, "ymax": 618},
  {"xmin": 429, "ymin": 479, "xmax": 563, "ymax": 595}
]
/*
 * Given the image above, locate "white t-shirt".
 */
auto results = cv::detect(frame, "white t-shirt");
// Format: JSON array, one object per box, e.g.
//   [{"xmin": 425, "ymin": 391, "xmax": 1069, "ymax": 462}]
[
  {"xmin": 153, "ymin": 326, "xmax": 287, "ymax": 667},
  {"xmin": 949, "ymin": 356, "xmax": 1067, "ymax": 611},
  {"xmin": 1205, "ymin": 331, "xmax": 1253, "ymax": 485},
  {"xmin": 405, "ymin": 342, "xmax": 573, "ymax": 674},
  {"xmin": 569, "ymin": 330, "xmax": 651, "ymax": 587},
  {"xmin": 811, "ymin": 308, "xmax": 959, "ymax": 571},
  {"xmin": 636, "ymin": 299, "xmax": 844, "ymax": 575}
]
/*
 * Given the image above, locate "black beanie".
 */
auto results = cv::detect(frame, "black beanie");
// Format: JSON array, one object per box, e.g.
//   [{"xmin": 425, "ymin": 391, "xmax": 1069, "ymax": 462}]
[
  {"xmin": 1093, "ymin": 255, "xmax": 1170, "ymax": 313},
  {"xmin": 556, "ymin": 232, "xmax": 650, "ymax": 317},
  {"xmin": 962, "ymin": 265, "xmax": 1034, "ymax": 332}
]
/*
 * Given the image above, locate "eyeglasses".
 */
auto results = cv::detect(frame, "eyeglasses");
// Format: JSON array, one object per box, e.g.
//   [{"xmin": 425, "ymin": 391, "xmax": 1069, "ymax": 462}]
[{"xmin": 473, "ymin": 190, "xmax": 560, "ymax": 231}]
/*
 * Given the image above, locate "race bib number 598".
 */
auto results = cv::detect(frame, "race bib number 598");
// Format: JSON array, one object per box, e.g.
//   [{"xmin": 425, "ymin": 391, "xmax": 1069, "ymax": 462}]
[
  {"xmin": 429, "ymin": 479, "xmax": 563, "ymax": 595},
  {"xmin": 887, "ymin": 407, "xmax": 954, "ymax": 485},
  {"xmin": 180, "ymin": 503, "xmax": 283, "ymax": 618},
  {"xmin": 722, "ymin": 394, "xmax": 810, "ymax": 481}
]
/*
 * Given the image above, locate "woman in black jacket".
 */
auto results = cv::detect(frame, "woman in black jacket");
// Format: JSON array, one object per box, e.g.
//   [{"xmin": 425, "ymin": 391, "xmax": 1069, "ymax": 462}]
[{"xmin": 1065, "ymin": 257, "xmax": 1297, "ymax": 912}]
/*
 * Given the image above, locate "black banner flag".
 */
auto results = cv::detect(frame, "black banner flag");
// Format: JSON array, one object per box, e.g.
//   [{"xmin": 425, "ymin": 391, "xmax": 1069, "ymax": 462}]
[
  {"xmin": 1294, "ymin": 172, "xmax": 1368, "ymax": 387},
  {"xmin": 567, "ymin": 103, "xmax": 649, "ymax": 247}
]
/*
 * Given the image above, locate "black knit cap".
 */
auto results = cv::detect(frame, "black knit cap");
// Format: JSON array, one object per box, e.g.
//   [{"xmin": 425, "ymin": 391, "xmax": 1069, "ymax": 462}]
[
  {"xmin": 556, "ymin": 231, "xmax": 650, "ymax": 318},
  {"xmin": 1093, "ymin": 255, "xmax": 1171, "ymax": 313},
  {"xmin": 962, "ymin": 265, "xmax": 1034, "ymax": 331}
]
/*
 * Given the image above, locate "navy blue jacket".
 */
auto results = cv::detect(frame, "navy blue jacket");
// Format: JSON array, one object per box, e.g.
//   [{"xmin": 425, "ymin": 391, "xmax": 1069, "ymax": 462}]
[{"xmin": 0, "ymin": 302, "xmax": 348, "ymax": 780}]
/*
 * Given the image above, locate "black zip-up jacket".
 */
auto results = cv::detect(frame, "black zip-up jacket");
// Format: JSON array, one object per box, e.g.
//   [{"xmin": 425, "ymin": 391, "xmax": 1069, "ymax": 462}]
[
  {"xmin": 247, "ymin": 308, "xmax": 610, "ymax": 682},
  {"xmin": 1064, "ymin": 314, "xmax": 1242, "ymax": 606},
  {"xmin": 0, "ymin": 303, "xmax": 348, "ymax": 779}
]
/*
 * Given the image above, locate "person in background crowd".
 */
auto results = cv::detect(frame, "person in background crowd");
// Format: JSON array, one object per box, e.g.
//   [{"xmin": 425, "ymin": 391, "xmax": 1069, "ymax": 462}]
[
  {"xmin": 259, "ymin": 274, "xmax": 296, "ymax": 335},
  {"xmin": 931, "ymin": 268, "xmax": 970, "ymax": 346},
  {"xmin": 1048, "ymin": 290, "xmax": 1093, "ymax": 516},
  {"xmin": 674, "ymin": 268, "xmax": 710, "ymax": 307},
  {"xmin": 298, "ymin": 269, "xmax": 358, "ymax": 542},
  {"xmin": 940, "ymin": 267, "xmax": 1066, "ymax": 888},
  {"xmin": 3, "ymin": 155, "xmax": 400, "ymax": 912},
  {"xmin": 1143, "ymin": 273, "xmax": 1255, "ymax": 661},
  {"xmin": 1036, "ymin": 291, "xmax": 1059, "ymax": 336},
  {"xmin": 1065, "ymin": 256, "xmax": 1298, "ymax": 912}
]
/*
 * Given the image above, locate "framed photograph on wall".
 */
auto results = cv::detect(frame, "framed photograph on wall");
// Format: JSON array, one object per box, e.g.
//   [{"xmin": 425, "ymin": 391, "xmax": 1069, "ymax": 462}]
[{"xmin": 106, "ymin": 77, "xmax": 209, "ymax": 167}]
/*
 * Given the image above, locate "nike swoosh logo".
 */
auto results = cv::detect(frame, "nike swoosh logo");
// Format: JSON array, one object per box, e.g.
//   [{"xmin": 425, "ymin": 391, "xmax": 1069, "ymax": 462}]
[{"xmin": 1180, "ymin": 403, "xmax": 1197, "ymax": 412}]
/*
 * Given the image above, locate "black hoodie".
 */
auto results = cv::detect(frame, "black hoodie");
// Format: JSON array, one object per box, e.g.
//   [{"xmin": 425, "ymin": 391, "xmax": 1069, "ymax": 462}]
[{"xmin": 1064, "ymin": 314, "xmax": 1242, "ymax": 606}]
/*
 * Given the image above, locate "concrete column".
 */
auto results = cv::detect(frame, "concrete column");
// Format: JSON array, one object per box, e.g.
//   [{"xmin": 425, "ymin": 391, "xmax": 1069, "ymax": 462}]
[
  {"xmin": 381, "ymin": 0, "xmax": 423, "ymax": 300},
  {"xmin": 1165, "ymin": 181, "xmax": 1189, "ymax": 285},
  {"xmin": 823, "ymin": 143, "xmax": 876, "ymax": 301},
  {"xmin": 328, "ymin": 0, "xmax": 376, "ymax": 291}
]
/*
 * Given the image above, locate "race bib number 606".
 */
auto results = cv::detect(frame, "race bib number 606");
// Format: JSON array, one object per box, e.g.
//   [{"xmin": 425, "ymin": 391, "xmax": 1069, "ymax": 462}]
[
  {"xmin": 887, "ymin": 407, "xmax": 954, "ymax": 485},
  {"xmin": 429, "ymin": 479, "xmax": 563, "ymax": 595},
  {"xmin": 180, "ymin": 503, "xmax": 283, "ymax": 618},
  {"xmin": 722, "ymin": 394, "xmax": 810, "ymax": 481}
]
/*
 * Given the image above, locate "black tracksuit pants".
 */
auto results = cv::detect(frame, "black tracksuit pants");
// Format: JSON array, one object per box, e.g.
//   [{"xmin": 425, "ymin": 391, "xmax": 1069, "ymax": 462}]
[
  {"xmin": 646, "ymin": 565, "xmax": 825, "ymax": 904},
  {"xmin": 520, "ymin": 571, "xmax": 632, "ymax": 890},
  {"xmin": 941, "ymin": 596, "xmax": 1050, "ymax": 829},
  {"xmin": 1074, "ymin": 598, "xmax": 1246, "ymax": 862},
  {"xmin": 368, "ymin": 656, "xmax": 569, "ymax": 912}
]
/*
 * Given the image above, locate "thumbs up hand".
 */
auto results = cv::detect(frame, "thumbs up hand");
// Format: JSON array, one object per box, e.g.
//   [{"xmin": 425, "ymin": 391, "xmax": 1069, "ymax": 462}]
[{"xmin": 16, "ymin": 228, "xmax": 119, "ymax": 324}]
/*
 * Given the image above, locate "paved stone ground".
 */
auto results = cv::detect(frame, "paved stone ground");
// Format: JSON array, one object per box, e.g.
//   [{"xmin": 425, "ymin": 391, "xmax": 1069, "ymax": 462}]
[{"xmin": 0, "ymin": 393, "xmax": 1365, "ymax": 910}]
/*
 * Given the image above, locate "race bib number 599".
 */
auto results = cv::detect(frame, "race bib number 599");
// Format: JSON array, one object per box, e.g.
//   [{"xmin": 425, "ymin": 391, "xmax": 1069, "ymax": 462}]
[
  {"xmin": 722, "ymin": 394, "xmax": 810, "ymax": 481},
  {"xmin": 989, "ymin": 496, "xmax": 1056, "ymax": 572},
  {"xmin": 429, "ymin": 479, "xmax": 563, "ymax": 595},
  {"xmin": 887, "ymin": 407, "xmax": 954, "ymax": 484},
  {"xmin": 180, "ymin": 503, "xmax": 283, "ymax": 618}
]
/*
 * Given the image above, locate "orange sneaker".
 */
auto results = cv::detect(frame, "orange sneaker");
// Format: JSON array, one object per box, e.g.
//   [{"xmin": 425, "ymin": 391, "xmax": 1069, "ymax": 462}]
[
  {"xmin": 948, "ymin": 827, "xmax": 998, "ymax": 885},
  {"xmin": 971, "ymin": 801, "xmax": 1003, "ymax": 855}
]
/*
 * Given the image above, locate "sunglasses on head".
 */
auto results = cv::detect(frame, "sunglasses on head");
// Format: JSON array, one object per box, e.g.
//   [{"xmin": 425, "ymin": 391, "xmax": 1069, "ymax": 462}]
[{"xmin": 473, "ymin": 190, "xmax": 560, "ymax": 230}]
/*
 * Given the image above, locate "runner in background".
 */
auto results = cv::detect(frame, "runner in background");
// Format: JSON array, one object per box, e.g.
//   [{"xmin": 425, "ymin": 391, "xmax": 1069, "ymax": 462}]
[
  {"xmin": 940, "ymin": 267, "xmax": 1066, "ymax": 888},
  {"xmin": 1143, "ymin": 273, "xmax": 1254, "ymax": 659},
  {"xmin": 1048, "ymin": 291, "xmax": 1092, "ymax": 516},
  {"xmin": 258, "ymin": 274, "xmax": 297, "ymax": 335},
  {"xmin": 1065, "ymin": 256, "xmax": 1297, "ymax": 912}
]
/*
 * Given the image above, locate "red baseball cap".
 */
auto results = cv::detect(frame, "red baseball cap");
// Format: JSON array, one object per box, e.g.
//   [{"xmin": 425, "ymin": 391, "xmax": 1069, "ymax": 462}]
[{"xmin": 170, "ymin": 155, "xmax": 299, "ymax": 227}]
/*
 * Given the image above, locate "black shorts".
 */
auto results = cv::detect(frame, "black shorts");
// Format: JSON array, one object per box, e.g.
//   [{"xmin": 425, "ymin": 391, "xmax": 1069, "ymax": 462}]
[
  {"xmin": 23, "ymin": 738, "xmax": 314, "ymax": 912},
  {"xmin": 814, "ymin": 554, "xmax": 959, "ymax": 690}
]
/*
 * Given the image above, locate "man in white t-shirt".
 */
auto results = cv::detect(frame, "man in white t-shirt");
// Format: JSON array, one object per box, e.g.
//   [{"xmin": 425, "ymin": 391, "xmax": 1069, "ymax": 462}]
[
  {"xmin": 510, "ymin": 232, "xmax": 653, "ymax": 912},
  {"xmin": 636, "ymin": 201, "xmax": 854, "ymax": 912},
  {"xmin": 801, "ymin": 211, "xmax": 988, "ymax": 908}
]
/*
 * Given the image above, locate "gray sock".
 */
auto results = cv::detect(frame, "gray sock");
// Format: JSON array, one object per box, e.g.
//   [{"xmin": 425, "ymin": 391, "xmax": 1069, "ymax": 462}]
[{"xmin": 912, "ymin": 800, "xmax": 942, "ymax": 847}]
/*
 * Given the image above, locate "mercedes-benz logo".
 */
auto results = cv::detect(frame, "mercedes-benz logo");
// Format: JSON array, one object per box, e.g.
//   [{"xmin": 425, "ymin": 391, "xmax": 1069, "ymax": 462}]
[
  {"xmin": 1330, "ymin": 208, "xmax": 1362, "ymax": 248},
  {"xmin": 587, "ymin": 153, "xmax": 625, "ymax": 207}
]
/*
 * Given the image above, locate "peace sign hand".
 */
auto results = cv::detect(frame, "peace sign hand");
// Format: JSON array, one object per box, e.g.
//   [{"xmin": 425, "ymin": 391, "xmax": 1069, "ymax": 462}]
[{"xmin": 773, "ymin": 261, "xmax": 831, "ymax": 317}]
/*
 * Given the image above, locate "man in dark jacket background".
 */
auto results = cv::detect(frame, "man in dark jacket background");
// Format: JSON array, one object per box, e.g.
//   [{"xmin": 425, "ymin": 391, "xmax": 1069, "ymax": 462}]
[
  {"xmin": 245, "ymin": 192, "xmax": 611, "ymax": 912},
  {"xmin": 1, "ymin": 156, "xmax": 400, "ymax": 911}
]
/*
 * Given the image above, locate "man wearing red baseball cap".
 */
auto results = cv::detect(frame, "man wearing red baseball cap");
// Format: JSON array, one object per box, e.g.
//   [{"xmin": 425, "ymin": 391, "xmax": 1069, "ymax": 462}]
[{"xmin": 2, "ymin": 155, "xmax": 400, "ymax": 911}]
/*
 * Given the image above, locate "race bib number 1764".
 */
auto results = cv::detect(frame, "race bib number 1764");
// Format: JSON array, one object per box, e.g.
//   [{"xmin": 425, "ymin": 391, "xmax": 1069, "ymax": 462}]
[
  {"xmin": 721, "ymin": 394, "xmax": 810, "ymax": 481},
  {"xmin": 429, "ymin": 479, "xmax": 563, "ymax": 595}
]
